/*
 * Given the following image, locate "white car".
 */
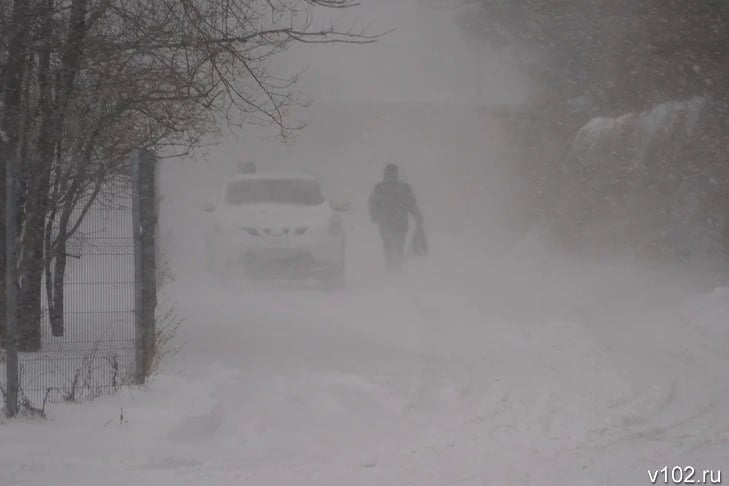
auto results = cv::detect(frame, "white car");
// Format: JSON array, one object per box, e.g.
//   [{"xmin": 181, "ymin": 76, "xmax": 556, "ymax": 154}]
[{"xmin": 203, "ymin": 172, "xmax": 347, "ymax": 287}]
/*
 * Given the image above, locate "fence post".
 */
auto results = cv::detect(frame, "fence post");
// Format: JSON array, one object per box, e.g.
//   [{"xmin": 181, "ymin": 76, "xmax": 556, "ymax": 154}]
[
  {"xmin": 4, "ymin": 136, "xmax": 19, "ymax": 417},
  {"xmin": 154, "ymin": 158, "xmax": 161, "ymax": 289},
  {"xmin": 140, "ymin": 150, "xmax": 158, "ymax": 379},
  {"xmin": 132, "ymin": 149, "xmax": 158, "ymax": 385},
  {"xmin": 132, "ymin": 150, "xmax": 143, "ymax": 384}
]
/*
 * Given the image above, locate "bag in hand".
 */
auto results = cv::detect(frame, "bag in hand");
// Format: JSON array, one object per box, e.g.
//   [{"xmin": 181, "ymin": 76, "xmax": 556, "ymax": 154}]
[{"xmin": 411, "ymin": 223, "xmax": 428, "ymax": 257}]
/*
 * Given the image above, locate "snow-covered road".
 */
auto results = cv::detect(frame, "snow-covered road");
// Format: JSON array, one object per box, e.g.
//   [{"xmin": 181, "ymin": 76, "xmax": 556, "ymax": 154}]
[
  {"xmin": 165, "ymin": 242, "xmax": 729, "ymax": 485},
  {"xmin": 4, "ymin": 228, "xmax": 729, "ymax": 485}
]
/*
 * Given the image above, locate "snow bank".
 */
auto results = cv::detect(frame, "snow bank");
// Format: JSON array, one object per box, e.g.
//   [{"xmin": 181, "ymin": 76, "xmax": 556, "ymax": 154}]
[{"xmin": 573, "ymin": 97, "xmax": 706, "ymax": 159}]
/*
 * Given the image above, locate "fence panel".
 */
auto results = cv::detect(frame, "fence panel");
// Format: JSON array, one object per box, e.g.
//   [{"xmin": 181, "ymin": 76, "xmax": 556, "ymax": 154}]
[
  {"xmin": 2, "ymin": 151, "xmax": 157, "ymax": 414},
  {"xmin": 19, "ymin": 191, "xmax": 135, "ymax": 408}
]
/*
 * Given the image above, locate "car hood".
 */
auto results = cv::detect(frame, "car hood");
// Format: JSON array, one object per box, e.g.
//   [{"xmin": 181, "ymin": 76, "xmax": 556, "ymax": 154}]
[{"xmin": 215, "ymin": 203, "xmax": 332, "ymax": 229}]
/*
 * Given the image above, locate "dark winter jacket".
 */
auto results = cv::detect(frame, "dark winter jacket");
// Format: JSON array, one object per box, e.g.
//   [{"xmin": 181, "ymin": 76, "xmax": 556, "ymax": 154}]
[{"xmin": 368, "ymin": 178, "xmax": 422, "ymax": 233}]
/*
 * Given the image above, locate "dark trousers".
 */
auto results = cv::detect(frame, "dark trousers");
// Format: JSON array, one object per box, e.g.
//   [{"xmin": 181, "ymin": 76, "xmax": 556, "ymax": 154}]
[{"xmin": 380, "ymin": 228, "xmax": 407, "ymax": 272}]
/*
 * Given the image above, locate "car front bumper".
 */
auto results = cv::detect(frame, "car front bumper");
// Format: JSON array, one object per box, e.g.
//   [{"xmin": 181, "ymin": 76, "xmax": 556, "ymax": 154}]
[{"xmin": 210, "ymin": 231, "xmax": 344, "ymax": 277}]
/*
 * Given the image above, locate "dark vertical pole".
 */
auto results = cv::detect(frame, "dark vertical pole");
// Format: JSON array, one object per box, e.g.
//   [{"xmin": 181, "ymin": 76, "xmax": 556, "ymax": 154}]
[
  {"xmin": 132, "ymin": 150, "xmax": 144, "ymax": 384},
  {"xmin": 139, "ymin": 150, "xmax": 157, "ymax": 377},
  {"xmin": 132, "ymin": 149, "xmax": 157, "ymax": 384},
  {"xmin": 153, "ymin": 156, "xmax": 161, "ymax": 288},
  {"xmin": 5, "ymin": 134, "xmax": 19, "ymax": 417},
  {"xmin": 2, "ymin": 0, "xmax": 32, "ymax": 418}
]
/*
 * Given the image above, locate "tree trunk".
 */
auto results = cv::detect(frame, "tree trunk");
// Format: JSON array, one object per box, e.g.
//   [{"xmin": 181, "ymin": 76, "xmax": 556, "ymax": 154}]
[
  {"xmin": 1, "ymin": 0, "xmax": 32, "ymax": 350},
  {"xmin": 17, "ymin": 224, "xmax": 44, "ymax": 351},
  {"xmin": 46, "ymin": 187, "xmax": 75, "ymax": 337},
  {"xmin": 17, "ymin": 0, "xmax": 88, "ymax": 349},
  {"xmin": 0, "ymin": 138, "xmax": 6, "ymax": 349},
  {"xmin": 16, "ymin": 0, "xmax": 54, "ymax": 351}
]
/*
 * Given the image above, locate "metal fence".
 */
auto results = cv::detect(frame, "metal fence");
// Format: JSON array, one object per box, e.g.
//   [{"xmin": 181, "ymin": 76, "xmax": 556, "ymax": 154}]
[{"xmin": 2, "ymin": 150, "xmax": 157, "ymax": 415}]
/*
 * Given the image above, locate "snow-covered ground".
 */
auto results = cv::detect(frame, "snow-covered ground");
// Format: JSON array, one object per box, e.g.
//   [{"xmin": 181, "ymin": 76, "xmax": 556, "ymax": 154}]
[
  {"xmin": 3, "ymin": 228, "xmax": 729, "ymax": 485},
  {"xmin": 3, "ymin": 1, "xmax": 729, "ymax": 484}
]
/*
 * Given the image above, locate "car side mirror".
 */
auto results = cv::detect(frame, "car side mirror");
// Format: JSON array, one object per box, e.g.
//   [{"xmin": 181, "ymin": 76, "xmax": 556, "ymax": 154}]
[
  {"xmin": 331, "ymin": 201, "xmax": 351, "ymax": 212},
  {"xmin": 201, "ymin": 201, "xmax": 215, "ymax": 212}
]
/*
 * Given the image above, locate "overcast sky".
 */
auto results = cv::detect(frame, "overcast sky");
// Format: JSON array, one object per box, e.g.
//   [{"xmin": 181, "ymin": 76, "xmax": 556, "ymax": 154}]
[{"xmin": 277, "ymin": 0, "xmax": 528, "ymax": 105}]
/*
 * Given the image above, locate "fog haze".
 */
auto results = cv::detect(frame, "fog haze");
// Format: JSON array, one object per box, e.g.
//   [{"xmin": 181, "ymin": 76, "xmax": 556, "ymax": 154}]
[{"xmin": 3, "ymin": 1, "xmax": 729, "ymax": 484}]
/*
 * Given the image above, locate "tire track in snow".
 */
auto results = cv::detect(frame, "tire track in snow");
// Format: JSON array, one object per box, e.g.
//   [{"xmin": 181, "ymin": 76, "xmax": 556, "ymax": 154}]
[
  {"xmin": 545, "ymin": 304, "xmax": 729, "ymax": 483},
  {"xmin": 167, "ymin": 257, "xmax": 729, "ymax": 485}
]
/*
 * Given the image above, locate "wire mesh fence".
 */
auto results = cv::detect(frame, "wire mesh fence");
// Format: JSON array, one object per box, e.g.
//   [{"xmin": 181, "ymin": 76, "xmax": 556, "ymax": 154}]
[
  {"xmin": 16, "ymin": 192, "xmax": 135, "ymax": 408},
  {"xmin": 2, "ymin": 151, "xmax": 158, "ymax": 415}
]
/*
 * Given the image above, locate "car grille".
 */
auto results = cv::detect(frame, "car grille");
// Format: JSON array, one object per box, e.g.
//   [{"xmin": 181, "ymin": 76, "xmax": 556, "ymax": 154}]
[{"xmin": 239, "ymin": 226, "xmax": 308, "ymax": 236}]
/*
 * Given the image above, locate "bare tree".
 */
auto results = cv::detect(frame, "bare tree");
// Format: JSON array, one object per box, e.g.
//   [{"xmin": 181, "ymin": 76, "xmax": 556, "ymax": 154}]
[{"xmin": 1, "ymin": 0, "xmax": 378, "ymax": 350}]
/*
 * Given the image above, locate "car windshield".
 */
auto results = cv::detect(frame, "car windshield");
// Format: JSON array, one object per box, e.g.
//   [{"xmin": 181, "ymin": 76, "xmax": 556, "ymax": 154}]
[{"xmin": 225, "ymin": 178, "xmax": 325, "ymax": 206}]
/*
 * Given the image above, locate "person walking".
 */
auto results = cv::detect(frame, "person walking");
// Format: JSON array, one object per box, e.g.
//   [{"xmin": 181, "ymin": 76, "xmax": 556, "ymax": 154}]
[{"xmin": 368, "ymin": 164, "xmax": 424, "ymax": 271}]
